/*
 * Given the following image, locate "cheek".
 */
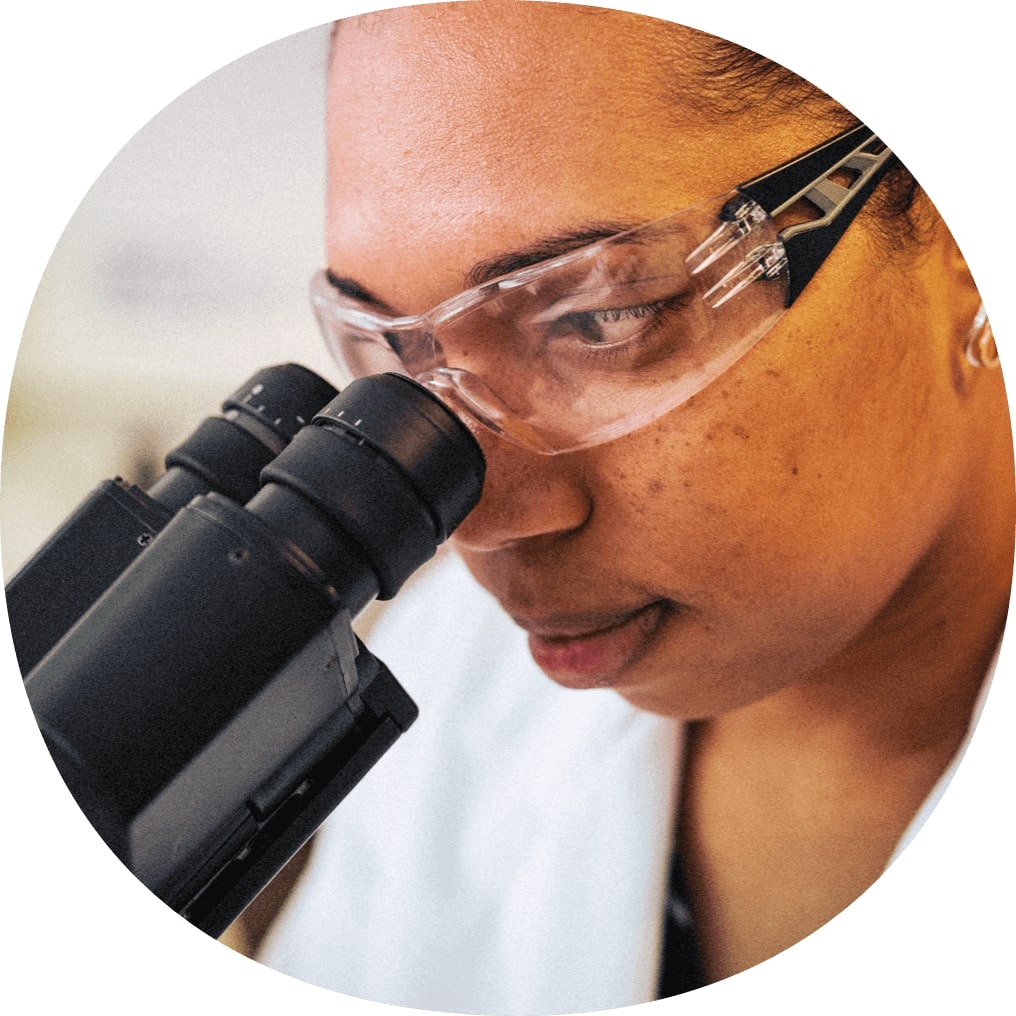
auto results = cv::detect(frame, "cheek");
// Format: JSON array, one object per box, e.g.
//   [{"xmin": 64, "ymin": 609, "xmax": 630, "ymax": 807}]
[
  {"xmin": 600, "ymin": 338, "xmax": 942, "ymax": 636},
  {"xmin": 581, "ymin": 428, "xmax": 870, "ymax": 715},
  {"xmin": 598, "ymin": 412, "xmax": 818, "ymax": 598}
]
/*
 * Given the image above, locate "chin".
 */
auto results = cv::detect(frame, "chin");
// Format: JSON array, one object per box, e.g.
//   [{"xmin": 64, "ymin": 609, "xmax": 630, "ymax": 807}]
[{"xmin": 609, "ymin": 653, "xmax": 803, "ymax": 722}]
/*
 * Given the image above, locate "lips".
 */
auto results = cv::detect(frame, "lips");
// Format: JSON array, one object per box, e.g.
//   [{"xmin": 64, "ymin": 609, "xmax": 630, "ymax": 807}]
[{"xmin": 522, "ymin": 601, "xmax": 669, "ymax": 689}]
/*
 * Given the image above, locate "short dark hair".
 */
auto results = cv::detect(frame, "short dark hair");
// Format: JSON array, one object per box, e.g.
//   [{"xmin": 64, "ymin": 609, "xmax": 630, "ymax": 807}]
[{"xmin": 683, "ymin": 33, "xmax": 930, "ymax": 252}]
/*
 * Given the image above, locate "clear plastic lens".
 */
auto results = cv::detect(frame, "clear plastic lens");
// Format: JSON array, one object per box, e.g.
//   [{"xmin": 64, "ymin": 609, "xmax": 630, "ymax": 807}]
[{"xmin": 312, "ymin": 190, "xmax": 788, "ymax": 453}]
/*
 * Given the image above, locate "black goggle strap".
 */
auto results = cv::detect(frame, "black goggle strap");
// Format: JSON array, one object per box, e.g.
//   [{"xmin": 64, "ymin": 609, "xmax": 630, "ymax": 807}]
[{"xmin": 737, "ymin": 123, "xmax": 898, "ymax": 306}]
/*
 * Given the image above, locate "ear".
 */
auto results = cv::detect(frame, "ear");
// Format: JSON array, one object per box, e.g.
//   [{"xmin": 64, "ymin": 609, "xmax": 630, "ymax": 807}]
[{"xmin": 924, "ymin": 219, "xmax": 997, "ymax": 386}]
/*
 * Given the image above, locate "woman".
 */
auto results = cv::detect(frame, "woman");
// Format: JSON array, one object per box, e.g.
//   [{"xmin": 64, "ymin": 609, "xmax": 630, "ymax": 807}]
[{"xmin": 242, "ymin": 2, "xmax": 1012, "ymax": 1010}]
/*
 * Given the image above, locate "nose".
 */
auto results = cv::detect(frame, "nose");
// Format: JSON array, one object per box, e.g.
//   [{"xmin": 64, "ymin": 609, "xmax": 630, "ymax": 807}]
[{"xmin": 451, "ymin": 429, "xmax": 593, "ymax": 552}]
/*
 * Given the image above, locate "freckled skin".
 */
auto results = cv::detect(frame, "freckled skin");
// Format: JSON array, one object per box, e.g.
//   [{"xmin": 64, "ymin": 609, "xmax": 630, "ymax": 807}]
[
  {"xmin": 212, "ymin": 6, "xmax": 1015, "ymax": 987},
  {"xmin": 326, "ymin": 4, "xmax": 1012, "ymax": 724}
]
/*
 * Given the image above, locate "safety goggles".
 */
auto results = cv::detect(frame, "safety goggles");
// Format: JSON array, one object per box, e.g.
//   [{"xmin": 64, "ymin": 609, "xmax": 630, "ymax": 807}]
[{"xmin": 312, "ymin": 123, "xmax": 896, "ymax": 454}]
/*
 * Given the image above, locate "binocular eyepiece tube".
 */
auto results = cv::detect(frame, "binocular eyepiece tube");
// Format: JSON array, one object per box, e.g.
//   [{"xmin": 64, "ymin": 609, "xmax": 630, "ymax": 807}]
[
  {"xmin": 7, "ymin": 363, "xmax": 340, "ymax": 675},
  {"xmin": 18, "ymin": 368, "xmax": 485, "ymax": 936}
]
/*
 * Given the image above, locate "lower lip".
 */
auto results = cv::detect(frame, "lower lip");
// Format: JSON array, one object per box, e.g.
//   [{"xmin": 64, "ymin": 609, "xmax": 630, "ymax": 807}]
[{"xmin": 527, "ymin": 603, "xmax": 667, "ymax": 689}]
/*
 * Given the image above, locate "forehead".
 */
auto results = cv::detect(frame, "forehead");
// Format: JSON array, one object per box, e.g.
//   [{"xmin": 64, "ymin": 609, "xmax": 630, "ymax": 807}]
[
  {"xmin": 329, "ymin": 9, "xmax": 696, "ymax": 197},
  {"xmin": 325, "ymin": 5, "xmax": 808, "ymax": 308},
  {"xmin": 330, "ymin": 6, "xmax": 681, "ymax": 143}
]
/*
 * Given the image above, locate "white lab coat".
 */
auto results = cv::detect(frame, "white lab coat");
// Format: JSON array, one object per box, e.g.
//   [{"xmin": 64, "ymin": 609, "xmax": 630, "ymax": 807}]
[{"xmin": 257, "ymin": 549, "xmax": 989, "ymax": 1014}]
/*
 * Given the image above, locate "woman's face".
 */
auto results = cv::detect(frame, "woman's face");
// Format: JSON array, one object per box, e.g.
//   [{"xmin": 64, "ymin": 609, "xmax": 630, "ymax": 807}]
[{"xmin": 326, "ymin": 5, "xmax": 973, "ymax": 719}]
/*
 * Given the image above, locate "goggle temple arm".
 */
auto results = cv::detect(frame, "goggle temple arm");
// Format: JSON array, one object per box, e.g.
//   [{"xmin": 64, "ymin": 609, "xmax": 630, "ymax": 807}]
[{"xmin": 736, "ymin": 123, "xmax": 899, "ymax": 306}]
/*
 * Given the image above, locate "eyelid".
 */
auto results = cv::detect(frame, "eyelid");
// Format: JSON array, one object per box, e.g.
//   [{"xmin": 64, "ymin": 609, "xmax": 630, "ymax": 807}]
[{"xmin": 536, "ymin": 269, "xmax": 693, "ymax": 317}]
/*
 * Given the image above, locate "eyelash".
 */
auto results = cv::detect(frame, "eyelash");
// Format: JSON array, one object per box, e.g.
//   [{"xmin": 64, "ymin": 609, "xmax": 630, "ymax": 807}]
[
  {"xmin": 370, "ymin": 291, "xmax": 691, "ymax": 371},
  {"xmin": 550, "ymin": 294, "xmax": 689, "ymax": 362}
]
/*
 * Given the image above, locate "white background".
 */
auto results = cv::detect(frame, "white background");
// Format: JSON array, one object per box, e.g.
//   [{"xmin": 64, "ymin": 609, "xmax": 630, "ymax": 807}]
[{"xmin": 2, "ymin": 2, "xmax": 1012, "ymax": 1013}]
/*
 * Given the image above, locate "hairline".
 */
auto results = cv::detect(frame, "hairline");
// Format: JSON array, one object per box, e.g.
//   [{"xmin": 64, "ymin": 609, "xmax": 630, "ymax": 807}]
[{"xmin": 327, "ymin": 9, "xmax": 931, "ymax": 254}]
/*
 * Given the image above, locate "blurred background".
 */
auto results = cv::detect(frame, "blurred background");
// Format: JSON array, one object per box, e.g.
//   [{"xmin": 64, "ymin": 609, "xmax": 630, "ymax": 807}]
[{"xmin": 1, "ymin": 23, "xmax": 335, "ymax": 577}]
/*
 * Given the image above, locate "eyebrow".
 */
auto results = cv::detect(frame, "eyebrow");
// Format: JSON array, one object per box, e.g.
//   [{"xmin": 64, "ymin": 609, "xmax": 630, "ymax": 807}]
[
  {"xmin": 465, "ymin": 222, "xmax": 641, "ymax": 287},
  {"xmin": 327, "ymin": 220, "xmax": 643, "ymax": 315},
  {"xmin": 325, "ymin": 271, "xmax": 394, "ymax": 312}
]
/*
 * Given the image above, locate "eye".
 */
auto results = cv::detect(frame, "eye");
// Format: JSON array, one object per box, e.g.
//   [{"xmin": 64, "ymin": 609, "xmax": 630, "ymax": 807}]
[
  {"xmin": 383, "ymin": 329, "xmax": 407, "ymax": 359},
  {"xmin": 548, "ymin": 297, "xmax": 683, "ymax": 347},
  {"xmin": 381, "ymin": 327, "xmax": 439, "ymax": 373}
]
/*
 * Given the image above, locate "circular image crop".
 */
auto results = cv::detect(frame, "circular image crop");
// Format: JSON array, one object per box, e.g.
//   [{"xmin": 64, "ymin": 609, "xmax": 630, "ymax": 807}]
[{"xmin": 4, "ymin": 4, "xmax": 1012, "ymax": 1014}]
